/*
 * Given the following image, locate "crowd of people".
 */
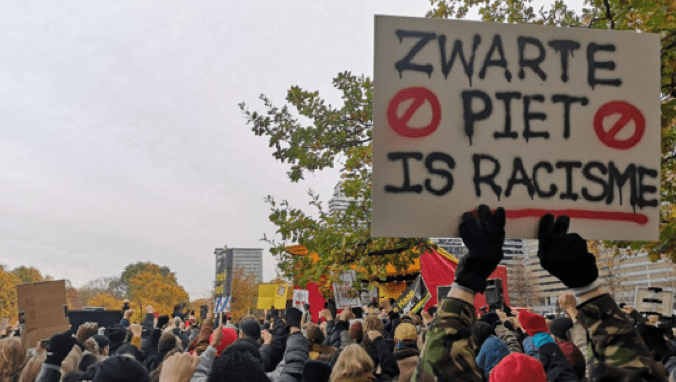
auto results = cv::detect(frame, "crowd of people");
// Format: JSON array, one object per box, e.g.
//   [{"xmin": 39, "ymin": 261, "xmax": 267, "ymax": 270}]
[{"xmin": 2, "ymin": 205, "xmax": 676, "ymax": 382}]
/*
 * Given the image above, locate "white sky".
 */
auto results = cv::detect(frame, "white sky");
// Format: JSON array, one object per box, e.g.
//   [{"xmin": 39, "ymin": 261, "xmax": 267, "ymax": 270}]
[{"xmin": 0, "ymin": 0, "xmax": 583, "ymax": 299}]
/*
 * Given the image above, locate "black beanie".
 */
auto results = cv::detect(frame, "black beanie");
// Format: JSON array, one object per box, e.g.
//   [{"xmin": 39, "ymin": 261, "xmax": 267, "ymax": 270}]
[
  {"xmin": 208, "ymin": 349, "xmax": 269, "ymax": 382},
  {"xmin": 225, "ymin": 339, "xmax": 262, "ymax": 361},
  {"xmin": 240, "ymin": 319, "xmax": 261, "ymax": 340},
  {"xmin": 302, "ymin": 360, "xmax": 332, "ymax": 382},
  {"xmin": 549, "ymin": 317, "xmax": 573, "ymax": 340},
  {"xmin": 103, "ymin": 325, "xmax": 126, "ymax": 347},
  {"xmin": 471, "ymin": 321, "xmax": 493, "ymax": 351},
  {"xmin": 91, "ymin": 334, "xmax": 110, "ymax": 349},
  {"xmin": 93, "ymin": 356, "xmax": 150, "ymax": 382}
]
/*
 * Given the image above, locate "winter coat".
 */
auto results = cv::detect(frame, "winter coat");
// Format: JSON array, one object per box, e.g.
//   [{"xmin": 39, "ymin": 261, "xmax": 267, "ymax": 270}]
[{"xmin": 276, "ymin": 332, "xmax": 309, "ymax": 382}]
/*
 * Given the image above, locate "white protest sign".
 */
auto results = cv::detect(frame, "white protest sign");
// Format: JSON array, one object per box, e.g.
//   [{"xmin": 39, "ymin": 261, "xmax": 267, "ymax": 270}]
[
  {"xmin": 373, "ymin": 16, "xmax": 660, "ymax": 240},
  {"xmin": 332, "ymin": 270, "xmax": 361, "ymax": 309},
  {"xmin": 292, "ymin": 289, "xmax": 309, "ymax": 310}
]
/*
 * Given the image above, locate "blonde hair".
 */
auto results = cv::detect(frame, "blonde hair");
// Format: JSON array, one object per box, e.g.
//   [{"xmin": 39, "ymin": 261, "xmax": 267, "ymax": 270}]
[
  {"xmin": 330, "ymin": 344, "xmax": 374, "ymax": 382},
  {"xmin": 17, "ymin": 352, "xmax": 45, "ymax": 382},
  {"xmin": 0, "ymin": 337, "xmax": 27, "ymax": 382}
]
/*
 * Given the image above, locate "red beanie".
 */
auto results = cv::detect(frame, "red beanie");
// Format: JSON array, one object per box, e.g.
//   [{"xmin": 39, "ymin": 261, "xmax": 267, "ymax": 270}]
[
  {"xmin": 490, "ymin": 353, "xmax": 547, "ymax": 382},
  {"xmin": 209, "ymin": 327, "xmax": 238, "ymax": 357},
  {"xmin": 517, "ymin": 311, "xmax": 549, "ymax": 336}
]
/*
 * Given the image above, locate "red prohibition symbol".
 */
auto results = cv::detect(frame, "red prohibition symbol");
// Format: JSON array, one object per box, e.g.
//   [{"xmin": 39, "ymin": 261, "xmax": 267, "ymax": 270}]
[
  {"xmin": 593, "ymin": 101, "xmax": 645, "ymax": 150},
  {"xmin": 387, "ymin": 87, "xmax": 441, "ymax": 138}
]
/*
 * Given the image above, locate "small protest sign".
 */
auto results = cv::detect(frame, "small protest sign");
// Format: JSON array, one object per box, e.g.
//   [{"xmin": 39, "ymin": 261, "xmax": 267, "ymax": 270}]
[
  {"xmin": 634, "ymin": 286, "xmax": 674, "ymax": 316},
  {"xmin": 373, "ymin": 16, "xmax": 660, "ymax": 240},
  {"xmin": 215, "ymin": 296, "xmax": 231, "ymax": 313},
  {"xmin": 292, "ymin": 290, "xmax": 309, "ymax": 310},
  {"xmin": 333, "ymin": 271, "xmax": 361, "ymax": 309},
  {"xmin": 257, "ymin": 284, "xmax": 288, "ymax": 310}
]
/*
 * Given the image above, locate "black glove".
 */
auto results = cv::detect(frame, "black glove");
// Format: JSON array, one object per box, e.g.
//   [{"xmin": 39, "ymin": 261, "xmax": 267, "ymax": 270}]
[
  {"xmin": 538, "ymin": 214, "xmax": 598, "ymax": 288},
  {"xmin": 480, "ymin": 312, "xmax": 500, "ymax": 327},
  {"xmin": 455, "ymin": 205, "xmax": 506, "ymax": 293},
  {"xmin": 45, "ymin": 331, "xmax": 78, "ymax": 366}
]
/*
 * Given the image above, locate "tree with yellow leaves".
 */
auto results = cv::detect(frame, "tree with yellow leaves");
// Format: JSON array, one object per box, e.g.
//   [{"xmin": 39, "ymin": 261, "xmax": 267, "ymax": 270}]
[
  {"xmin": 129, "ymin": 270, "xmax": 189, "ymax": 323},
  {"xmin": 227, "ymin": 267, "xmax": 259, "ymax": 322},
  {"xmin": 0, "ymin": 266, "xmax": 20, "ymax": 320},
  {"xmin": 86, "ymin": 292, "xmax": 123, "ymax": 311}
]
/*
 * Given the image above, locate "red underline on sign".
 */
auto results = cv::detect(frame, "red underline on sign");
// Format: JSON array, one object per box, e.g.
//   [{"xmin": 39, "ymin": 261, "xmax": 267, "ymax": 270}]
[{"xmin": 506, "ymin": 209, "xmax": 649, "ymax": 225}]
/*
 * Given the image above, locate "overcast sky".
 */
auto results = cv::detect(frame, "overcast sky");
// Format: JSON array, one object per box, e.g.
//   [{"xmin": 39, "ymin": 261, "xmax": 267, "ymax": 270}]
[
  {"xmin": 0, "ymin": 0, "xmax": 584, "ymax": 299},
  {"xmin": 0, "ymin": 0, "xmax": 439, "ymax": 298}
]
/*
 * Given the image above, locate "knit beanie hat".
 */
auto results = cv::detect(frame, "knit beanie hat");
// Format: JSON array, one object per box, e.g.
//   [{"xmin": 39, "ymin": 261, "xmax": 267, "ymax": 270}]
[
  {"xmin": 240, "ymin": 319, "xmax": 261, "ymax": 340},
  {"xmin": 471, "ymin": 321, "xmax": 493, "ymax": 352},
  {"xmin": 394, "ymin": 323, "xmax": 417, "ymax": 343},
  {"xmin": 208, "ymin": 348, "xmax": 270, "ymax": 382},
  {"xmin": 301, "ymin": 360, "xmax": 332, "ymax": 382},
  {"xmin": 350, "ymin": 321, "xmax": 363, "ymax": 341},
  {"xmin": 115, "ymin": 344, "xmax": 142, "ymax": 361},
  {"xmin": 93, "ymin": 355, "xmax": 150, "ymax": 382},
  {"xmin": 224, "ymin": 338, "xmax": 262, "ymax": 361},
  {"xmin": 210, "ymin": 327, "xmax": 238, "ymax": 357},
  {"xmin": 103, "ymin": 325, "xmax": 126, "ymax": 347},
  {"xmin": 393, "ymin": 322, "xmax": 419, "ymax": 360},
  {"xmin": 549, "ymin": 317, "xmax": 573, "ymax": 340},
  {"xmin": 91, "ymin": 334, "xmax": 110, "ymax": 349},
  {"xmin": 518, "ymin": 311, "xmax": 549, "ymax": 336},
  {"xmin": 476, "ymin": 336, "xmax": 510, "ymax": 377},
  {"xmin": 489, "ymin": 353, "xmax": 547, "ymax": 382}
]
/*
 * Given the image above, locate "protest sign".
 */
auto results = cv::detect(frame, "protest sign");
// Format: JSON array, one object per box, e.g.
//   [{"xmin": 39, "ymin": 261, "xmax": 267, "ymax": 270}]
[
  {"xmin": 292, "ymin": 289, "xmax": 309, "ymax": 310},
  {"xmin": 215, "ymin": 296, "xmax": 231, "ymax": 313},
  {"xmin": 634, "ymin": 286, "xmax": 674, "ymax": 316},
  {"xmin": 257, "ymin": 284, "xmax": 287, "ymax": 309},
  {"xmin": 373, "ymin": 16, "xmax": 660, "ymax": 240},
  {"xmin": 16, "ymin": 280, "xmax": 70, "ymax": 350},
  {"xmin": 392, "ymin": 275, "xmax": 430, "ymax": 314},
  {"xmin": 333, "ymin": 270, "xmax": 361, "ymax": 309}
]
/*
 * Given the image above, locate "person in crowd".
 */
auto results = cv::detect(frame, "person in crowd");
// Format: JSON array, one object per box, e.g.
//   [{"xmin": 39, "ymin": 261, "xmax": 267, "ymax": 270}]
[
  {"xmin": 1, "ymin": 337, "xmax": 27, "ymax": 382},
  {"xmin": 392, "ymin": 322, "xmax": 419, "ymax": 382},
  {"xmin": 411, "ymin": 205, "xmax": 667, "ymax": 382},
  {"xmin": 549, "ymin": 316, "xmax": 586, "ymax": 380}
]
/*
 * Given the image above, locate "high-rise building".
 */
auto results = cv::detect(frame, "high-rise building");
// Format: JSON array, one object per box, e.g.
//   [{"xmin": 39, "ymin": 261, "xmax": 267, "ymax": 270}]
[
  {"xmin": 432, "ymin": 238, "xmax": 536, "ymax": 267},
  {"xmin": 214, "ymin": 247, "xmax": 263, "ymax": 283},
  {"xmin": 328, "ymin": 182, "xmax": 356, "ymax": 215}
]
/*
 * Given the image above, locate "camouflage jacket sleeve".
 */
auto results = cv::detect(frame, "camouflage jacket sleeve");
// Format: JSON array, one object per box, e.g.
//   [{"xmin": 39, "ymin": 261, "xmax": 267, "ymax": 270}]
[
  {"xmin": 576, "ymin": 293, "xmax": 667, "ymax": 381},
  {"xmin": 411, "ymin": 297, "xmax": 482, "ymax": 382},
  {"xmin": 494, "ymin": 322, "xmax": 523, "ymax": 354}
]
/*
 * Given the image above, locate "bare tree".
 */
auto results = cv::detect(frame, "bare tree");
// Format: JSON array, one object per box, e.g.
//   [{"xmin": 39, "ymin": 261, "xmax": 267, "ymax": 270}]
[{"xmin": 508, "ymin": 256, "xmax": 542, "ymax": 307}]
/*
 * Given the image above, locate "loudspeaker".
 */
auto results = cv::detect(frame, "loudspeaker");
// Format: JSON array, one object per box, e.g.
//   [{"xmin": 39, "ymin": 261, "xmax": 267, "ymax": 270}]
[{"xmin": 485, "ymin": 279, "xmax": 504, "ymax": 306}]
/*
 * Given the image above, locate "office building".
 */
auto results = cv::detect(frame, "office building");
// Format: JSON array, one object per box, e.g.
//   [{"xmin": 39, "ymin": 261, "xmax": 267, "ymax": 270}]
[
  {"xmin": 328, "ymin": 182, "xmax": 357, "ymax": 215},
  {"xmin": 214, "ymin": 247, "xmax": 263, "ymax": 283}
]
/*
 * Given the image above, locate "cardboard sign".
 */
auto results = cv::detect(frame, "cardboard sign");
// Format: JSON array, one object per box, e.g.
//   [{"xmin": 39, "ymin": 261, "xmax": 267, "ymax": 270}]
[
  {"xmin": 292, "ymin": 290, "xmax": 309, "ymax": 310},
  {"xmin": 16, "ymin": 280, "xmax": 70, "ymax": 350},
  {"xmin": 257, "ymin": 284, "xmax": 287, "ymax": 310},
  {"xmin": 634, "ymin": 286, "xmax": 674, "ymax": 316},
  {"xmin": 333, "ymin": 271, "xmax": 361, "ymax": 309},
  {"xmin": 373, "ymin": 16, "xmax": 660, "ymax": 240}
]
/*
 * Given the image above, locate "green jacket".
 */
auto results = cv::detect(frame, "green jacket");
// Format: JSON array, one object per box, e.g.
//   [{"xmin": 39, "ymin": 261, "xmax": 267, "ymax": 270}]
[
  {"xmin": 411, "ymin": 297, "xmax": 481, "ymax": 382},
  {"xmin": 576, "ymin": 293, "xmax": 667, "ymax": 382}
]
